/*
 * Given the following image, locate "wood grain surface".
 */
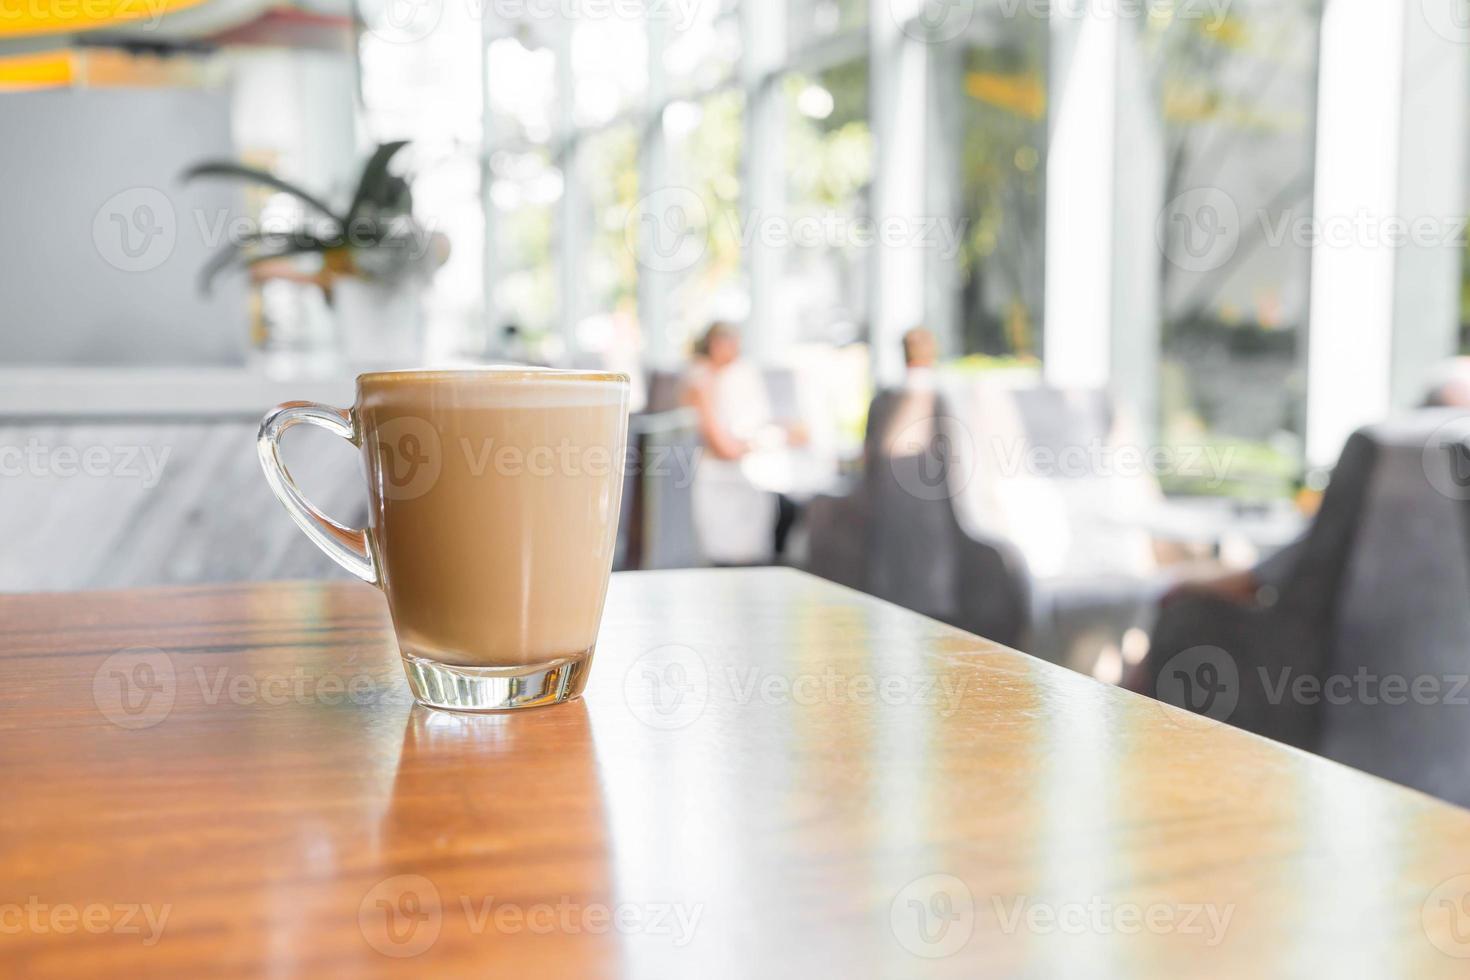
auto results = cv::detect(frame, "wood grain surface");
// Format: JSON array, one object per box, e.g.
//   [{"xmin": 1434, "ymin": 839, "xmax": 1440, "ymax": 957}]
[{"xmin": 3, "ymin": 568, "xmax": 1470, "ymax": 977}]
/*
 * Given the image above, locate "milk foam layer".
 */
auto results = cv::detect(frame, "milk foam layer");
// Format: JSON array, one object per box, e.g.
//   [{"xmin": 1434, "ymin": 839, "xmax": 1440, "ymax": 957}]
[{"xmin": 358, "ymin": 369, "xmax": 628, "ymax": 411}]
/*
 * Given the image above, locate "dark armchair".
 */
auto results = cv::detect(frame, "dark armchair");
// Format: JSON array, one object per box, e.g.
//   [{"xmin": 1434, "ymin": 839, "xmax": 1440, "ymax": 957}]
[
  {"xmin": 1142, "ymin": 413, "xmax": 1470, "ymax": 805},
  {"xmin": 806, "ymin": 388, "xmax": 1031, "ymax": 647}
]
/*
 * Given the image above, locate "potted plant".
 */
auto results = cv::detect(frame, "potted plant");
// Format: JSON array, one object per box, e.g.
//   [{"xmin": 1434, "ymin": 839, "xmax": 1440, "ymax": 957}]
[{"xmin": 182, "ymin": 140, "xmax": 448, "ymax": 368}]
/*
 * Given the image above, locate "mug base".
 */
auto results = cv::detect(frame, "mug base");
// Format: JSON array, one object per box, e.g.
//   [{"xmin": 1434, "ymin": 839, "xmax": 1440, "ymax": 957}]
[{"xmin": 400, "ymin": 650, "xmax": 592, "ymax": 711}]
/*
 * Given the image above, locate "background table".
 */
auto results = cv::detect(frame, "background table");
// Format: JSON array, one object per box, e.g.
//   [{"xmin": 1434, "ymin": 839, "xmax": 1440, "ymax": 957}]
[{"xmin": 5, "ymin": 568, "xmax": 1470, "ymax": 977}]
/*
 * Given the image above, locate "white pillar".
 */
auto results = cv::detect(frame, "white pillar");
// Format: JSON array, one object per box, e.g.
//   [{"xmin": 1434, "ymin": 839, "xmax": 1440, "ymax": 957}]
[
  {"xmin": 1108, "ymin": 13, "xmax": 1162, "ymax": 439},
  {"xmin": 740, "ymin": 0, "xmax": 786, "ymax": 365},
  {"xmin": 1044, "ymin": 0, "xmax": 1117, "ymax": 390},
  {"xmin": 870, "ymin": 3, "xmax": 928, "ymax": 386},
  {"xmin": 923, "ymin": 42, "xmax": 961, "ymax": 360},
  {"xmin": 1389, "ymin": 0, "xmax": 1469, "ymax": 409},
  {"xmin": 636, "ymin": 14, "xmax": 672, "ymax": 366},
  {"xmin": 1043, "ymin": 1, "xmax": 1161, "ymax": 439},
  {"xmin": 1305, "ymin": 0, "xmax": 1407, "ymax": 465}
]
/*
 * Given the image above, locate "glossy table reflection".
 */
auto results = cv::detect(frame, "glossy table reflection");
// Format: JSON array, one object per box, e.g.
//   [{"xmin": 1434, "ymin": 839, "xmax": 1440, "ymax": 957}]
[{"xmin": 5, "ymin": 568, "xmax": 1470, "ymax": 977}]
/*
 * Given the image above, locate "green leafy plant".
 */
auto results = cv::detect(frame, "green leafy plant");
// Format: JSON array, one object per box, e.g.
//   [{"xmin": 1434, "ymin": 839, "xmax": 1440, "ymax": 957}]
[{"xmin": 181, "ymin": 140, "xmax": 431, "ymax": 296}]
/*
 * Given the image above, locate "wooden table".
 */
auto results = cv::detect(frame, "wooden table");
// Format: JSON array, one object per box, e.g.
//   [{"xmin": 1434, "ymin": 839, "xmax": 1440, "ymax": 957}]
[{"xmin": 5, "ymin": 568, "xmax": 1470, "ymax": 977}]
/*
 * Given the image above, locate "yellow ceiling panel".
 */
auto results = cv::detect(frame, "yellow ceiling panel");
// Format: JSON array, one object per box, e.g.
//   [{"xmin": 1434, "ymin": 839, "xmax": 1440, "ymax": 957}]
[{"xmin": 0, "ymin": 0, "xmax": 209, "ymax": 37}]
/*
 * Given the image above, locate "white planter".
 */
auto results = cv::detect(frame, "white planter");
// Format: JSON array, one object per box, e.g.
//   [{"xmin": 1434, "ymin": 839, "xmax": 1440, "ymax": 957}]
[{"xmin": 333, "ymin": 277, "xmax": 425, "ymax": 371}]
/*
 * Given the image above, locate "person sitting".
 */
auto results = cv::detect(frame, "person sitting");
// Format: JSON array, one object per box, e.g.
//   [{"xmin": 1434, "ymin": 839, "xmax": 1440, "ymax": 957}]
[
  {"xmin": 1157, "ymin": 357, "xmax": 1470, "ymax": 612},
  {"xmin": 681, "ymin": 322, "xmax": 803, "ymax": 563},
  {"xmin": 901, "ymin": 326, "xmax": 939, "ymax": 390}
]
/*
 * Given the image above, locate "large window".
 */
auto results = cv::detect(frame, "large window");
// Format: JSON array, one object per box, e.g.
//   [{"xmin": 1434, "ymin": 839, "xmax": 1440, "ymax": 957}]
[
  {"xmin": 664, "ymin": 90, "xmax": 746, "ymax": 347},
  {"xmin": 479, "ymin": 0, "xmax": 1331, "ymax": 486},
  {"xmin": 937, "ymin": 28, "xmax": 1046, "ymax": 362},
  {"xmin": 487, "ymin": 148, "xmax": 558, "ymax": 338},
  {"xmin": 483, "ymin": 2, "xmax": 871, "ymax": 366},
  {"xmin": 1150, "ymin": 0, "xmax": 1321, "ymax": 495},
  {"xmin": 777, "ymin": 59, "xmax": 871, "ymax": 347},
  {"xmin": 574, "ymin": 124, "xmax": 640, "ymax": 344}
]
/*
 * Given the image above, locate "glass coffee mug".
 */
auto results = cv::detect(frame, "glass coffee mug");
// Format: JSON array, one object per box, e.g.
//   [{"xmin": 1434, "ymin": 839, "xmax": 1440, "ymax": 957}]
[{"xmin": 258, "ymin": 369, "xmax": 630, "ymax": 711}]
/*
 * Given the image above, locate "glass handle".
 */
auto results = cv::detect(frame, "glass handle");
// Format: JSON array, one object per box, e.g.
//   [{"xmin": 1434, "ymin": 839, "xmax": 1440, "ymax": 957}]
[{"xmin": 257, "ymin": 401, "xmax": 378, "ymax": 585}]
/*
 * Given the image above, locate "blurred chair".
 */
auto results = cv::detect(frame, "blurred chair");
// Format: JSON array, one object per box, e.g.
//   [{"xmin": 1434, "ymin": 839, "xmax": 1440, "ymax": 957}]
[
  {"xmin": 644, "ymin": 370, "xmax": 684, "ymax": 414},
  {"xmin": 946, "ymin": 379, "xmax": 1160, "ymax": 666},
  {"xmin": 1143, "ymin": 413, "xmax": 1470, "ymax": 805},
  {"xmin": 808, "ymin": 381, "xmax": 1158, "ymax": 663},
  {"xmin": 762, "ymin": 366, "xmax": 799, "ymax": 423},
  {"xmin": 807, "ymin": 389, "xmax": 1030, "ymax": 647},
  {"xmin": 620, "ymin": 409, "xmax": 704, "ymax": 570}
]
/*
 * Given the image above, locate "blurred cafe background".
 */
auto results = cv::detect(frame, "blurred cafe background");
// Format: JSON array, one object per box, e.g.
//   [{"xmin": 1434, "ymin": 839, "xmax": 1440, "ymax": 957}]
[{"xmin": 8, "ymin": 0, "xmax": 1470, "ymax": 805}]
